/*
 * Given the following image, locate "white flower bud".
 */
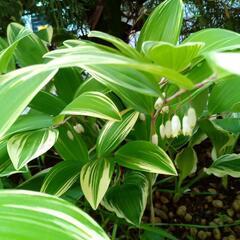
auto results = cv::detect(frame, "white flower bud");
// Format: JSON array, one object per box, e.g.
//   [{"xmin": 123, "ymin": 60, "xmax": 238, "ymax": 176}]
[
  {"xmin": 67, "ymin": 130, "xmax": 74, "ymax": 140},
  {"xmin": 159, "ymin": 124, "xmax": 165, "ymax": 139},
  {"xmin": 165, "ymin": 120, "xmax": 172, "ymax": 138},
  {"xmin": 73, "ymin": 123, "xmax": 85, "ymax": 134},
  {"xmin": 151, "ymin": 133, "xmax": 158, "ymax": 145},
  {"xmin": 161, "ymin": 106, "xmax": 169, "ymax": 113},
  {"xmin": 171, "ymin": 115, "xmax": 181, "ymax": 137},
  {"xmin": 139, "ymin": 113, "xmax": 146, "ymax": 121},
  {"xmin": 154, "ymin": 97, "xmax": 164, "ymax": 110},
  {"xmin": 182, "ymin": 116, "xmax": 192, "ymax": 136},
  {"xmin": 187, "ymin": 107, "xmax": 197, "ymax": 128}
]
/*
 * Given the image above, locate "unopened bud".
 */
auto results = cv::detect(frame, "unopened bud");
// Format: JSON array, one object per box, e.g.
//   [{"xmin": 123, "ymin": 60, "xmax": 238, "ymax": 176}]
[
  {"xmin": 187, "ymin": 107, "xmax": 197, "ymax": 128},
  {"xmin": 159, "ymin": 124, "xmax": 165, "ymax": 139},
  {"xmin": 151, "ymin": 133, "xmax": 158, "ymax": 145},
  {"xmin": 73, "ymin": 123, "xmax": 85, "ymax": 134},
  {"xmin": 154, "ymin": 97, "xmax": 164, "ymax": 110},
  {"xmin": 165, "ymin": 120, "xmax": 172, "ymax": 138},
  {"xmin": 139, "ymin": 113, "xmax": 146, "ymax": 121},
  {"xmin": 171, "ymin": 115, "xmax": 181, "ymax": 137},
  {"xmin": 182, "ymin": 116, "xmax": 192, "ymax": 136},
  {"xmin": 67, "ymin": 130, "xmax": 74, "ymax": 140},
  {"xmin": 161, "ymin": 106, "xmax": 169, "ymax": 113}
]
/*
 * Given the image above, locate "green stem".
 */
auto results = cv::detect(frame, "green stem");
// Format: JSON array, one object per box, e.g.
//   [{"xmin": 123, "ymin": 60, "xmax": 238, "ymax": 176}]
[
  {"xmin": 222, "ymin": 175, "xmax": 228, "ymax": 189},
  {"xmin": 111, "ymin": 223, "xmax": 118, "ymax": 240}
]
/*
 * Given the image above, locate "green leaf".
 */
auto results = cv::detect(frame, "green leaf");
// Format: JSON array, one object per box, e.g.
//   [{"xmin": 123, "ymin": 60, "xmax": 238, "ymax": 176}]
[
  {"xmin": 175, "ymin": 147, "xmax": 197, "ymax": 184},
  {"xmin": 143, "ymin": 41, "xmax": 204, "ymax": 72},
  {"xmin": 102, "ymin": 171, "xmax": 149, "ymax": 225},
  {"xmin": 115, "ymin": 141, "xmax": 177, "ymax": 175},
  {"xmin": 61, "ymin": 91, "xmax": 121, "ymax": 121},
  {"xmin": 0, "ymin": 65, "xmax": 58, "ymax": 139},
  {"xmin": 205, "ymin": 154, "xmax": 240, "ymax": 178},
  {"xmin": 80, "ymin": 158, "xmax": 114, "ymax": 210},
  {"xmin": 184, "ymin": 28, "xmax": 240, "ymax": 55},
  {"xmin": 7, "ymin": 23, "xmax": 48, "ymax": 66},
  {"xmin": 0, "ymin": 190, "xmax": 109, "ymax": 240},
  {"xmin": 214, "ymin": 114, "xmax": 240, "ymax": 134},
  {"xmin": 41, "ymin": 161, "xmax": 81, "ymax": 197},
  {"xmin": 7, "ymin": 129, "xmax": 59, "ymax": 170},
  {"xmin": 54, "ymin": 123, "xmax": 89, "ymax": 164},
  {"xmin": 137, "ymin": 0, "xmax": 183, "ymax": 50},
  {"xmin": 35, "ymin": 25, "xmax": 53, "ymax": 43},
  {"xmin": 97, "ymin": 110, "xmax": 139, "ymax": 157},
  {"xmin": 89, "ymin": 31, "xmax": 142, "ymax": 59},
  {"xmin": 208, "ymin": 75, "xmax": 240, "ymax": 114}
]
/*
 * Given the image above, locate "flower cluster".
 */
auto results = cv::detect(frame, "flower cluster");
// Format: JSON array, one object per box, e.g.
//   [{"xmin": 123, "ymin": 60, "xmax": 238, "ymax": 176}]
[{"xmin": 160, "ymin": 107, "xmax": 197, "ymax": 139}]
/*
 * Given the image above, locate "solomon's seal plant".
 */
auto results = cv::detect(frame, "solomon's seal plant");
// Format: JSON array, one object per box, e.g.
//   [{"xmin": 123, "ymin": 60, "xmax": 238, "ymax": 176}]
[{"xmin": 1, "ymin": 0, "xmax": 240, "ymax": 238}]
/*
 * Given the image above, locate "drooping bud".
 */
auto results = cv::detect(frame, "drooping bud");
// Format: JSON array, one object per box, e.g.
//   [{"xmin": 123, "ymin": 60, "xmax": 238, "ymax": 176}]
[
  {"xmin": 139, "ymin": 113, "xmax": 146, "ymax": 121},
  {"xmin": 151, "ymin": 133, "xmax": 159, "ymax": 145},
  {"xmin": 165, "ymin": 120, "xmax": 172, "ymax": 138},
  {"xmin": 161, "ymin": 106, "xmax": 169, "ymax": 113},
  {"xmin": 154, "ymin": 97, "xmax": 164, "ymax": 110},
  {"xmin": 187, "ymin": 107, "xmax": 197, "ymax": 128},
  {"xmin": 182, "ymin": 116, "xmax": 192, "ymax": 136},
  {"xmin": 67, "ymin": 130, "xmax": 74, "ymax": 140},
  {"xmin": 171, "ymin": 115, "xmax": 181, "ymax": 137},
  {"xmin": 159, "ymin": 124, "xmax": 165, "ymax": 139},
  {"xmin": 73, "ymin": 123, "xmax": 85, "ymax": 134}
]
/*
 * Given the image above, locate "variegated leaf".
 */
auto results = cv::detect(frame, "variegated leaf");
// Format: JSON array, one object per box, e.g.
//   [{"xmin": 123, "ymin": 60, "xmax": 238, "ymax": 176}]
[
  {"xmin": 80, "ymin": 158, "xmax": 114, "ymax": 210},
  {"xmin": 61, "ymin": 91, "xmax": 121, "ymax": 121},
  {"xmin": 7, "ymin": 129, "xmax": 59, "ymax": 170},
  {"xmin": 97, "ymin": 110, "xmax": 139, "ymax": 157}
]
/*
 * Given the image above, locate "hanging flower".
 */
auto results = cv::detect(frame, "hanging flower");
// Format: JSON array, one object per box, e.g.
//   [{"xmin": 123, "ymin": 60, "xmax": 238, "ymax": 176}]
[
  {"xmin": 139, "ymin": 113, "xmax": 146, "ymax": 121},
  {"xmin": 182, "ymin": 115, "xmax": 192, "ymax": 136},
  {"xmin": 171, "ymin": 115, "xmax": 181, "ymax": 137},
  {"xmin": 73, "ymin": 123, "xmax": 85, "ymax": 134},
  {"xmin": 161, "ymin": 106, "xmax": 169, "ymax": 113},
  {"xmin": 165, "ymin": 120, "xmax": 172, "ymax": 138},
  {"xmin": 154, "ymin": 97, "xmax": 164, "ymax": 110},
  {"xmin": 151, "ymin": 133, "xmax": 159, "ymax": 145},
  {"xmin": 187, "ymin": 107, "xmax": 197, "ymax": 128},
  {"xmin": 159, "ymin": 124, "xmax": 165, "ymax": 139}
]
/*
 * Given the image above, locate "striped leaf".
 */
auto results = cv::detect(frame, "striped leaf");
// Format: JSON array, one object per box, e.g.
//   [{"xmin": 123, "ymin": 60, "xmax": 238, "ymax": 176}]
[
  {"xmin": 0, "ymin": 65, "xmax": 58, "ymax": 139},
  {"xmin": 137, "ymin": 0, "xmax": 183, "ymax": 50},
  {"xmin": 61, "ymin": 91, "xmax": 121, "ymax": 121},
  {"xmin": 41, "ymin": 161, "xmax": 82, "ymax": 197},
  {"xmin": 7, "ymin": 129, "xmax": 59, "ymax": 170},
  {"xmin": 80, "ymin": 158, "xmax": 114, "ymax": 210},
  {"xmin": 97, "ymin": 110, "xmax": 139, "ymax": 157},
  {"xmin": 102, "ymin": 171, "xmax": 149, "ymax": 225},
  {"xmin": 115, "ymin": 141, "xmax": 177, "ymax": 175},
  {"xmin": 0, "ymin": 190, "xmax": 109, "ymax": 240}
]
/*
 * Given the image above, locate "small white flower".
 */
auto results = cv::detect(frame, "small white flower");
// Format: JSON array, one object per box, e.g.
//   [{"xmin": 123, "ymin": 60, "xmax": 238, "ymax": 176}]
[
  {"xmin": 171, "ymin": 115, "xmax": 181, "ymax": 137},
  {"xmin": 187, "ymin": 107, "xmax": 197, "ymax": 128},
  {"xmin": 161, "ymin": 106, "xmax": 169, "ymax": 113},
  {"xmin": 182, "ymin": 116, "xmax": 192, "ymax": 136},
  {"xmin": 73, "ymin": 123, "xmax": 85, "ymax": 134},
  {"xmin": 165, "ymin": 120, "xmax": 172, "ymax": 138},
  {"xmin": 154, "ymin": 97, "xmax": 164, "ymax": 110},
  {"xmin": 151, "ymin": 133, "xmax": 159, "ymax": 145},
  {"xmin": 159, "ymin": 124, "xmax": 165, "ymax": 139},
  {"xmin": 67, "ymin": 130, "xmax": 74, "ymax": 140},
  {"xmin": 139, "ymin": 113, "xmax": 146, "ymax": 121}
]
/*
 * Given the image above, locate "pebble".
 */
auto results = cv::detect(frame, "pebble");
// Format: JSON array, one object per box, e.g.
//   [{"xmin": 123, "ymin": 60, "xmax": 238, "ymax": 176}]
[
  {"xmin": 201, "ymin": 219, "xmax": 207, "ymax": 225},
  {"xmin": 160, "ymin": 205, "xmax": 168, "ymax": 212},
  {"xmin": 206, "ymin": 196, "xmax": 213, "ymax": 202},
  {"xmin": 236, "ymin": 194, "xmax": 240, "ymax": 200},
  {"xmin": 160, "ymin": 196, "xmax": 169, "ymax": 204},
  {"xmin": 155, "ymin": 209, "xmax": 168, "ymax": 220},
  {"xmin": 213, "ymin": 218, "xmax": 223, "ymax": 225},
  {"xmin": 155, "ymin": 203, "xmax": 161, "ymax": 209},
  {"xmin": 153, "ymin": 217, "xmax": 161, "ymax": 223},
  {"xmin": 155, "ymin": 191, "xmax": 160, "ymax": 199},
  {"xmin": 208, "ymin": 188, "xmax": 217, "ymax": 194},
  {"xmin": 190, "ymin": 228, "xmax": 197, "ymax": 236},
  {"xmin": 232, "ymin": 199, "xmax": 240, "ymax": 212},
  {"xmin": 212, "ymin": 200, "xmax": 223, "ymax": 208},
  {"xmin": 227, "ymin": 208, "xmax": 234, "ymax": 217},
  {"xmin": 213, "ymin": 228, "xmax": 221, "ymax": 240},
  {"xmin": 168, "ymin": 211, "xmax": 174, "ymax": 218},
  {"xmin": 198, "ymin": 230, "xmax": 208, "ymax": 240},
  {"xmin": 184, "ymin": 213, "xmax": 192, "ymax": 222},
  {"xmin": 176, "ymin": 205, "xmax": 187, "ymax": 217}
]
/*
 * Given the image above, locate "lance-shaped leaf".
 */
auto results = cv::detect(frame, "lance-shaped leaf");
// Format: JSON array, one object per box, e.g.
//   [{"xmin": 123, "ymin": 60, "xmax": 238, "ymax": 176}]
[
  {"xmin": 0, "ymin": 190, "xmax": 109, "ymax": 240},
  {"xmin": 80, "ymin": 158, "xmax": 114, "ymax": 210},
  {"xmin": 97, "ymin": 110, "xmax": 139, "ymax": 157},
  {"xmin": 61, "ymin": 91, "xmax": 121, "ymax": 121},
  {"xmin": 7, "ymin": 129, "xmax": 59, "ymax": 170},
  {"xmin": 205, "ymin": 154, "xmax": 240, "ymax": 178},
  {"xmin": 0, "ymin": 65, "xmax": 58, "ymax": 139},
  {"xmin": 115, "ymin": 141, "xmax": 177, "ymax": 175},
  {"xmin": 143, "ymin": 41, "xmax": 204, "ymax": 72},
  {"xmin": 137, "ymin": 0, "xmax": 183, "ymax": 50},
  {"xmin": 41, "ymin": 161, "xmax": 81, "ymax": 197},
  {"xmin": 102, "ymin": 171, "xmax": 149, "ymax": 225}
]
